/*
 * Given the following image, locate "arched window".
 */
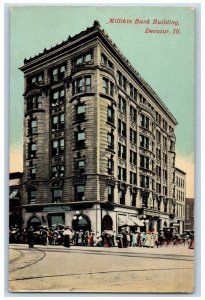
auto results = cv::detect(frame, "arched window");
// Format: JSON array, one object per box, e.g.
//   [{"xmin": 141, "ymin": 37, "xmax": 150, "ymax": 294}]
[
  {"xmin": 102, "ymin": 215, "xmax": 113, "ymax": 231},
  {"xmin": 27, "ymin": 216, "xmax": 41, "ymax": 230}
]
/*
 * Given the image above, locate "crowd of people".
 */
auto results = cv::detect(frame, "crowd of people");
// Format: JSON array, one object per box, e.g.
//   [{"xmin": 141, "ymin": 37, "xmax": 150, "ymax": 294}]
[{"xmin": 9, "ymin": 225, "xmax": 193, "ymax": 249}]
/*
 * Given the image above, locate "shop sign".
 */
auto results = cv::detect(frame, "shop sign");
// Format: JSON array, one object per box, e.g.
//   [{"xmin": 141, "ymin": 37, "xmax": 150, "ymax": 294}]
[{"xmin": 43, "ymin": 205, "xmax": 71, "ymax": 212}]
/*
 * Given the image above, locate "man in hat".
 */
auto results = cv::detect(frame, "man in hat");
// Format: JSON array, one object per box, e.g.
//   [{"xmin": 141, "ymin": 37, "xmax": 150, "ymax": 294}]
[{"xmin": 63, "ymin": 226, "xmax": 73, "ymax": 248}]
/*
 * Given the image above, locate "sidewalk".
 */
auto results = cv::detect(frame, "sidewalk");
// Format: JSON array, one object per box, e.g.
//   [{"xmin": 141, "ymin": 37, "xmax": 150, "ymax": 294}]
[{"xmin": 10, "ymin": 243, "xmax": 194, "ymax": 257}]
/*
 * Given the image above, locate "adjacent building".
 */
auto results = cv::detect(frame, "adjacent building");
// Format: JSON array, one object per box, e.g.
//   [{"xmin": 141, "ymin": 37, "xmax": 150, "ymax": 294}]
[
  {"xmin": 185, "ymin": 198, "xmax": 194, "ymax": 232},
  {"xmin": 174, "ymin": 167, "xmax": 186, "ymax": 233},
  {"xmin": 19, "ymin": 20, "xmax": 184, "ymax": 235},
  {"xmin": 9, "ymin": 172, "xmax": 23, "ymax": 228}
]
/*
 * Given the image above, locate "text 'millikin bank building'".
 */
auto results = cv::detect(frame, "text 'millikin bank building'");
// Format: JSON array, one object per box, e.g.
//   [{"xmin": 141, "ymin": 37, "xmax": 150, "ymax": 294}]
[{"xmin": 19, "ymin": 20, "xmax": 186, "ymax": 235}]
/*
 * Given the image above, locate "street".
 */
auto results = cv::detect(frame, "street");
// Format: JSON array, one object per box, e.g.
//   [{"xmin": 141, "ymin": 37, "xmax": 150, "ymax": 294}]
[{"xmin": 9, "ymin": 244, "xmax": 194, "ymax": 293}]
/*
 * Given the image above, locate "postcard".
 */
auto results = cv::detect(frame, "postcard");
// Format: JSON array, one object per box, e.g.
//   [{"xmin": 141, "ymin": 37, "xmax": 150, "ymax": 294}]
[{"xmin": 9, "ymin": 5, "xmax": 195, "ymax": 293}]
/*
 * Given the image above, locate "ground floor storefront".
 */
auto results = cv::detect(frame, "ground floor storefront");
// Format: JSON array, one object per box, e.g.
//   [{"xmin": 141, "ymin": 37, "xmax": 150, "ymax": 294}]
[{"xmin": 22, "ymin": 202, "xmax": 178, "ymax": 236}]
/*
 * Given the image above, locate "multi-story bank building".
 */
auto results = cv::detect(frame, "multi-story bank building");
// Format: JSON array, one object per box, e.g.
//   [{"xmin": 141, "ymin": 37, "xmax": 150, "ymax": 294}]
[{"xmin": 20, "ymin": 20, "xmax": 181, "ymax": 235}]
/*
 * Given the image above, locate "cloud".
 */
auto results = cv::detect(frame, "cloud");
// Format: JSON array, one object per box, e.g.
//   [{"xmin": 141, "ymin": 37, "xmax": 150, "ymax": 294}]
[{"xmin": 176, "ymin": 154, "xmax": 194, "ymax": 198}]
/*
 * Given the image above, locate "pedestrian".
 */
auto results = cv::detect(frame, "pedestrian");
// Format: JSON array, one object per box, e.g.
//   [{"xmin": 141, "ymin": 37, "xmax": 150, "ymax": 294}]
[
  {"xmin": 136, "ymin": 232, "xmax": 142, "ymax": 247},
  {"xmin": 150, "ymin": 232, "xmax": 156, "ymax": 248},
  {"xmin": 132, "ymin": 231, "xmax": 137, "ymax": 247},
  {"xmin": 27, "ymin": 226, "xmax": 34, "ymax": 248},
  {"xmin": 63, "ymin": 226, "xmax": 73, "ymax": 248},
  {"xmin": 122, "ymin": 231, "xmax": 128, "ymax": 248}
]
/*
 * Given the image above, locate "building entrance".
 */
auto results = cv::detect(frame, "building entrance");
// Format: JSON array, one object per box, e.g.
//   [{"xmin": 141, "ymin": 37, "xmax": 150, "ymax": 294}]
[
  {"xmin": 27, "ymin": 216, "xmax": 41, "ymax": 230},
  {"xmin": 72, "ymin": 214, "xmax": 91, "ymax": 232}
]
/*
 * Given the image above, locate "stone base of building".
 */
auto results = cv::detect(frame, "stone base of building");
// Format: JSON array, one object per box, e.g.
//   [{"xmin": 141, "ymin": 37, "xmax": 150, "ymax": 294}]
[{"xmin": 22, "ymin": 201, "xmax": 178, "ymax": 237}]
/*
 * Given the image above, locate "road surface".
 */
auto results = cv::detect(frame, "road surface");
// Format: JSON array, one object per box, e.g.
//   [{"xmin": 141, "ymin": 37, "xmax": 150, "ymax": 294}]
[{"xmin": 9, "ymin": 244, "xmax": 194, "ymax": 293}]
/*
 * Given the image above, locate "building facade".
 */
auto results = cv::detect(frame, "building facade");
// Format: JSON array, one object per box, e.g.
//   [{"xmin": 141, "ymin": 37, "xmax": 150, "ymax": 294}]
[
  {"xmin": 174, "ymin": 168, "xmax": 186, "ymax": 234},
  {"xmin": 20, "ymin": 20, "xmax": 183, "ymax": 235},
  {"xmin": 9, "ymin": 172, "xmax": 23, "ymax": 228},
  {"xmin": 185, "ymin": 198, "xmax": 194, "ymax": 232}
]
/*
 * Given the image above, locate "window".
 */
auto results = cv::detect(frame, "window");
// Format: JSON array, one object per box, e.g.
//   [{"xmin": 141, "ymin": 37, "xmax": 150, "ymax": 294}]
[
  {"xmin": 130, "ymin": 150, "xmax": 137, "ymax": 165},
  {"xmin": 107, "ymin": 106, "xmax": 114, "ymax": 124},
  {"xmin": 107, "ymin": 132, "xmax": 114, "ymax": 150},
  {"xmin": 101, "ymin": 53, "xmax": 114, "ymax": 69},
  {"xmin": 108, "ymin": 185, "xmax": 114, "ymax": 202},
  {"xmin": 164, "ymin": 201, "xmax": 168, "ymax": 213},
  {"xmin": 156, "ymin": 148, "xmax": 161, "ymax": 160},
  {"xmin": 156, "ymin": 183, "xmax": 161, "ymax": 193},
  {"xmin": 76, "ymin": 130, "xmax": 85, "ymax": 148},
  {"xmin": 117, "ymin": 73, "xmax": 127, "ymax": 91},
  {"xmin": 163, "ymin": 136, "xmax": 167, "ymax": 148},
  {"xmin": 72, "ymin": 76, "xmax": 91, "ymax": 94},
  {"xmin": 140, "ymin": 135, "xmax": 149, "ymax": 149},
  {"xmin": 28, "ymin": 118, "xmax": 37, "ymax": 135},
  {"xmin": 130, "ymin": 172, "xmax": 137, "ymax": 185},
  {"xmin": 131, "ymin": 192, "xmax": 136, "ymax": 206},
  {"xmin": 102, "ymin": 78, "xmax": 114, "ymax": 96},
  {"xmin": 170, "ymin": 140, "xmax": 175, "ymax": 151},
  {"xmin": 102, "ymin": 78, "xmax": 108, "ymax": 94},
  {"xmin": 118, "ymin": 119, "xmax": 126, "ymax": 137},
  {"xmin": 140, "ymin": 175, "xmax": 149, "ymax": 188},
  {"xmin": 118, "ymin": 166, "xmax": 126, "ymax": 182},
  {"xmin": 163, "ymin": 186, "xmax": 167, "ymax": 196},
  {"xmin": 117, "ymin": 71, "xmax": 122, "ymax": 86},
  {"xmin": 156, "ymin": 112, "xmax": 161, "ymax": 125},
  {"xmin": 51, "ymin": 64, "xmax": 66, "ymax": 82},
  {"xmin": 74, "ymin": 51, "xmax": 92, "ymax": 66},
  {"xmin": 29, "ymin": 164, "xmax": 36, "ymax": 180},
  {"xmin": 118, "ymin": 143, "xmax": 126, "ymax": 159},
  {"xmin": 140, "ymin": 155, "xmax": 149, "ymax": 169},
  {"xmin": 130, "ymin": 84, "xmax": 134, "ymax": 98},
  {"xmin": 119, "ymin": 189, "xmax": 126, "ymax": 205},
  {"xmin": 52, "ymin": 189, "xmax": 62, "ymax": 203},
  {"xmin": 76, "ymin": 158, "xmax": 85, "ymax": 173},
  {"xmin": 76, "ymin": 103, "xmax": 86, "ymax": 121},
  {"xmin": 51, "ymin": 89, "xmax": 65, "ymax": 106},
  {"xmin": 51, "ymin": 113, "xmax": 64, "ymax": 131},
  {"xmin": 118, "ymin": 95, "xmax": 126, "ymax": 113},
  {"xmin": 163, "ymin": 153, "xmax": 167, "ymax": 164},
  {"xmin": 130, "ymin": 106, "xmax": 137, "ymax": 122},
  {"xmin": 75, "ymin": 185, "xmax": 85, "ymax": 201},
  {"xmin": 130, "ymin": 128, "xmax": 137, "ymax": 144},
  {"xmin": 163, "ymin": 169, "xmax": 167, "ymax": 180},
  {"xmin": 29, "ymin": 73, "xmax": 43, "ymax": 85},
  {"xmin": 156, "ymin": 130, "xmax": 161, "ymax": 143},
  {"xmin": 51, "ymin": 139, "xmax": 64, "ymax": 156},
  {"xmin": 108, "ymin": 158, "xmax": 114, "ymax": 175},
  {"xmin": 140, "ymin": 114, "xmax": 149, "ymax": 130},
  {"xmin": 51, "ymin": 165, "xmax": 64, "ymax": 178},
  {"xmin": 28, "ymin": 187, "xmax": 36, "ymax": 204},
  {"xmin": 28, "ymin": 141, "xmax": 37, "ymax": 158},
  {"xmin": 156, "ymin": 165, "xmax": 161, "ymax": 177},
  {"xmin": 163, "ymin": 119, "xmax": 168, "ymax": 131},
  {"xmin": 27, "ymin": 95, "xmax": 42, "ymax": 111}
]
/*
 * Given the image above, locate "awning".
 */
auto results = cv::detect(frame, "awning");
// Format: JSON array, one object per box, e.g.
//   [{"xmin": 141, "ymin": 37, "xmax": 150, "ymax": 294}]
[
  {"xmin": 126, "ymin": 218, "xmax": 135, "ymax": 226},
  {"xmin": 9, "ymin": 189, "xmax": 20, "ymax": 200},
  {"xmin": 130, "ymin": 216, "xmax": 144, "ymax": 227},
  {"xmin": 118, "ymin": 215, "xmax": 136, "ymax": 227},
  {"xmin": 118, "ymin": 215, "xmax": 127, "ymax": 226}
]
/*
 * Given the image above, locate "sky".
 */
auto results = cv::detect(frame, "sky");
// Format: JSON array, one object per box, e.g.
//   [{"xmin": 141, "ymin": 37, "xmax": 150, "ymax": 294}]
[{"xmin": 9, "ymin": 6, "xmax": 195, "ymax": 197}]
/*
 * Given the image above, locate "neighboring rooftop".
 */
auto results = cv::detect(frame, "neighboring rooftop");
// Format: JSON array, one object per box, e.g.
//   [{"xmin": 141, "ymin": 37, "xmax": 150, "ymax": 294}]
[
  {"xmin": 175, "ymin": 167, "xmax": 187, "ymax": 175},
  {"xmin": 20, "ymin": 20, "xmax": 177, "ymax": 125}
]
